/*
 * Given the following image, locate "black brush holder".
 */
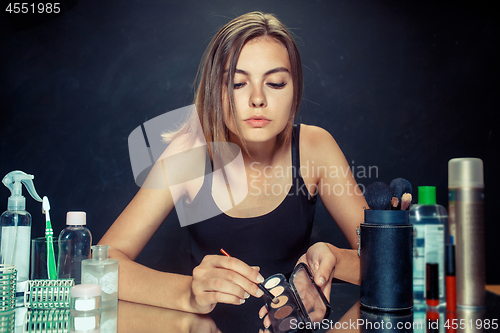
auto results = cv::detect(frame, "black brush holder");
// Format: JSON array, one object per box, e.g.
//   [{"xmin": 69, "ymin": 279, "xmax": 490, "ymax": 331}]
[
  {"xmin": 359, "ymin": 210, "xmax": 413, "ymax": 312},
  {"xmin": 360, "ymin": 307, "xmax": 414, "ymax": 333}
]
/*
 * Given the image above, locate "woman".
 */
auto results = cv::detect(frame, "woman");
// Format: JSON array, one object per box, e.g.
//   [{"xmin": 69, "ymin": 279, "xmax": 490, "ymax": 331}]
[{"xmin": 99, "ymin": 11, "xmax": 366, "ymax": 317}]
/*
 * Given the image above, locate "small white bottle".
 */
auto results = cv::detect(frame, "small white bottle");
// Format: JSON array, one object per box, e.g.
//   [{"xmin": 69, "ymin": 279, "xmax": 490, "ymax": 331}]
[
  {"xmin": 71, "ymin": 283, "xmax": 101, "ymax": 312},
  {"xmin": 58, "ymin": 212, "xmax": 92, "ymax": 284},
  {"xmin": 70, "ymin": 284, "xmax": 102, "ymax": 333},
  {"xmin": 81, "ymin": 245, "xmax": 118, "ymax": 308}
]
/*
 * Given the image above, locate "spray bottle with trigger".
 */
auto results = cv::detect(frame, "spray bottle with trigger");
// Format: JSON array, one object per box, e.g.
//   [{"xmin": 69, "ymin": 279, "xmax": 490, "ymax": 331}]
[{"xmin": 1, "ymin": 170, "xmax": 43, "ymax": 306}]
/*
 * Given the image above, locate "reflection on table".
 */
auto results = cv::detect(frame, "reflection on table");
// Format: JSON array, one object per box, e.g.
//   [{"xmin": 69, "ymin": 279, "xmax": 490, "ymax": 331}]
[
  {"xmin": 1, "ymin": 284, "xmax": 498, "ymax": 333},
  {"xmin": 4, "ymin": 305, "xmax": 117, "ymax": 333}
]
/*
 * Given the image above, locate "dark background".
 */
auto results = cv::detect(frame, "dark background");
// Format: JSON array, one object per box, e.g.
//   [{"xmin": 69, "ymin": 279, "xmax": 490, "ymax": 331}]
[{"xmin": 1, "ymin": 0, "xmax": 498, "ymax": 284}]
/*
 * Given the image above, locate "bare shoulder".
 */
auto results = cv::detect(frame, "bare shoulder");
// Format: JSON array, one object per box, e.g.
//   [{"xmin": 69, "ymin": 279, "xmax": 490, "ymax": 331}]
[
  {"xmin": 299, "ymin": 124, "xmax": 345, "ymax": 164},
  {"xmin": 160, "ymin": 132, "xmax": 206, "ymax": 160}
]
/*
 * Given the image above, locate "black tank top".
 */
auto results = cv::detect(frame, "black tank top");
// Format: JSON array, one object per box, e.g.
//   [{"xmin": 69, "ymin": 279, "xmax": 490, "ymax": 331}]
[{"xmin": 184, "ymin": 124, "xmax": 316, "ymax": 278}]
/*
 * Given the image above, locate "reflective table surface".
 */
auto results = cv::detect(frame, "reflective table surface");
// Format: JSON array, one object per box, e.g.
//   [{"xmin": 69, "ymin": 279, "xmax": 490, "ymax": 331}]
[{"xmin": 2, "ymin": 284, "xmax": 499, "ymax": 333}]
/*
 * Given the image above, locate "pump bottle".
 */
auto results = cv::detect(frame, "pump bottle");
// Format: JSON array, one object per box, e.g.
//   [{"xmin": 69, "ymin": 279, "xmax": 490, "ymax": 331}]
[{"xmin": 0, "ymin": 171, "xmax": 43, "ymax": 305}]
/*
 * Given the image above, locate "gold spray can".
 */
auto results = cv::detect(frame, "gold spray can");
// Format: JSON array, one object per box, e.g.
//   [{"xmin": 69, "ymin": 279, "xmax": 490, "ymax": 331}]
[{"xmin": 448, "ymin": 158, "xmax": 485, "ymax": 309}]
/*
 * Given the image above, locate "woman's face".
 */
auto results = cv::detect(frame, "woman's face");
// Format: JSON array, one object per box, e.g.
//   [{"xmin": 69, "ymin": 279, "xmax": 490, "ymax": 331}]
[{"xmin": 222, "ymin": 36, "xmax": 293, "ymax": 146}]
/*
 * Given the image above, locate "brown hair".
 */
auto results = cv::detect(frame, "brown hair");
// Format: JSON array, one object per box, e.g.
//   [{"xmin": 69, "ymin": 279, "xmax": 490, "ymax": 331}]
[{"xmin": 165, "ymin": 12, "xmax": 303, "ymax": 157}]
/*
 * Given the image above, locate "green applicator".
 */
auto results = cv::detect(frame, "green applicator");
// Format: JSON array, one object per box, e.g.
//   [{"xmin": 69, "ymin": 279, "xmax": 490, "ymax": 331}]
[{"xmin": 42, "ymin": 196, "xmax": 57, "ymax": 279}]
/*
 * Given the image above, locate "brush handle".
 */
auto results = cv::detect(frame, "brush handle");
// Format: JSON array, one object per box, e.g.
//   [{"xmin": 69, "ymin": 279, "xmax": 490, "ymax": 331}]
[
  {"xmin": 45, "ymin": 222, "xmax": 58, "ymax": 279},
  {"xmin": 258, "ymin": 283, "xmax": 277, "ymax": 301},
  {"xmin": 220, "ymin": 249, "xmax": 278, "ymax": 304}
]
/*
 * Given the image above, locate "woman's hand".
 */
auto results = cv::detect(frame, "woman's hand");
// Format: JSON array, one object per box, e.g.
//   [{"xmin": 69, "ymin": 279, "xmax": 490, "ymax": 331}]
[
  {"xmin": 190, "ymin": 254, "xmax": 265, "ymax": 313},
  {"xmin": 296, "ymin": 242, "xmax": 337, "ymax": 300},
  {"xmin": 258, "ymin": 242, "xmax": 337, "ymax": 329}
]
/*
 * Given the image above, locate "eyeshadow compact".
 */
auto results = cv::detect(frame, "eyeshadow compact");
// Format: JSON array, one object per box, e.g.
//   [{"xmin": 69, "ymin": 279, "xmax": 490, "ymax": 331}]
[{"xmin": 262, "ymin": 263, "xmax": 331, "ymax": 333}]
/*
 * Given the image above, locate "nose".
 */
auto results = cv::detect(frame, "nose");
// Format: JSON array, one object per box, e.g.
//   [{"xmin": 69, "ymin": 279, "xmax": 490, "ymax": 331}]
[{"xmin": 249, "ymin": 86, "xmax": 267, "ymax": 108}]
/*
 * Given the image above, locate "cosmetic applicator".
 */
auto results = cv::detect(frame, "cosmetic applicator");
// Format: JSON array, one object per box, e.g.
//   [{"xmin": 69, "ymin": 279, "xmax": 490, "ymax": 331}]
[
  {"xmin": 390, "ymin": 197, "xmax": 399, "ymax": 210},
  {"xmin": 400, "ymin": 193, "xmax": 412, "ymax": 210},
  {"xmin": 42, "ymin": 196, "xmax": 57, "ymax": 279},
  {"xmin": 389, "ymin": 178, "xmax": 412, "ymax": 201},
  {"xmin": 364, "ymin": 182, "xmax": 392, "ymax": 210},
  {"xmin": 445, "ymin": 244, "xmax": 457, "ymax": 312},
  {"xmin": 219, "ymin": 249, "xmax": 278, "ymax": 304}
]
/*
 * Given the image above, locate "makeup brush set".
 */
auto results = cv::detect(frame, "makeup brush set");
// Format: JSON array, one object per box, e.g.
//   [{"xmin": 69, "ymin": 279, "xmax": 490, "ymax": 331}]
[
  {"xmin": 359, "ymin": 178, "xmax": 414, "ymax": 313},
  {"xmin": 364, "ymin": 178, "xmax": 412, "ymax": 211}
]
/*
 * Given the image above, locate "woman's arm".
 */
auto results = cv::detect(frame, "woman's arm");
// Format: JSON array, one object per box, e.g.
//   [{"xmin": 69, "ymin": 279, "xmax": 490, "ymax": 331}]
[
  {"xmin": 98, "ymin": 182, "xmax": 198, "ymax": 311},
  {"xmin": 300, "ymin": 125, "xmax": 367, "ymax": 285},
  {"xmin": 98, "ymin": 146, "xmax": 265, "ymax": 313},
  {"xmin": 118, "ymin": 300, "xmax": 222, "ymax": 333}
]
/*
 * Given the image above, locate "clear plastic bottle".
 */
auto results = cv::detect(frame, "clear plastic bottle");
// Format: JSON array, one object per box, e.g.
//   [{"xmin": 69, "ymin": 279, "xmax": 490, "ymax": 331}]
[
  {"xmin": 411, "ymin": 186, "xmax": 447, "ymax": 307},
  {"xmin": 0, "ymin": 171, "xmax": 43, "ymax": 306},
  {"xmin": 58, "ymin": 212, "xmax": 92, "ymax": 284},
  {"xmin": 81, "ymin": 245, "xmax": 118, "ymax": 308}
]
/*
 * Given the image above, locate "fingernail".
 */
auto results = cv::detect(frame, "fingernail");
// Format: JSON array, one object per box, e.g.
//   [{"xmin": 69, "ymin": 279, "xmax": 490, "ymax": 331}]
[
  {"xmin": 256, "ymin": 289, "xmax": 264, "ymax": 297},
  {"xmin": 244, "ymin": 292, "xmax": 250, "ymax": 299},
  {"xmin": 257, "ymin": 274, "xmax": 264, "ymax": 283},
  {"xmin": 319, "ymin": 277, "xmax": 326, "ymax": 286},
  {"xmin": 240, "ymin": 298, "xmax": 246, "ymax": 304},
  {"xmin": 259, "ymin": 313, "xmax": 263, "ymax": 319},
  {"xmin": 264, "ymin": 322, "xmax": 270, "ymax": 329}
]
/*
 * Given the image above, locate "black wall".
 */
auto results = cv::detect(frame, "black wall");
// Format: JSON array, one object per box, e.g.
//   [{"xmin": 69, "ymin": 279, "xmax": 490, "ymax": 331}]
[{"xmin": 1, "ymin": 0, "xmax": 498, "ymax": 283}]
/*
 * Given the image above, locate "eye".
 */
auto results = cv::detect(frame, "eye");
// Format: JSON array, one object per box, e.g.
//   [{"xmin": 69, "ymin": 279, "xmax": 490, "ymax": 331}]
[
  {"xmin": 267, "ymin": 82, "xmax": 287, "ymax": 89},
  {"xmin": 233, "ymin": 83, "xmax": 246, "ymax": 89}
]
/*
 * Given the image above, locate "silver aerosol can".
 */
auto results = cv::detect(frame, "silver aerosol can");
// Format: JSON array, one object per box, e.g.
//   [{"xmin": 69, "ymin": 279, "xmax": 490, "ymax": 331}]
[{"xmin": 448, "ymin": 158, "xmax": 485, "ymax": 308}]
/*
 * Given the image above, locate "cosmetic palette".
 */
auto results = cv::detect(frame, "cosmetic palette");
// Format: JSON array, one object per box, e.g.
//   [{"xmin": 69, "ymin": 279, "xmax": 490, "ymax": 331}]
[{"xmin": 262, "ymin": 263, "xmax": 331, "ymax": 333}]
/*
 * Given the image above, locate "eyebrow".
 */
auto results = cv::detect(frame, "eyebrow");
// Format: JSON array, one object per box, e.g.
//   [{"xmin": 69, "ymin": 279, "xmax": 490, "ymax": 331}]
[{"xmin": 226, "ymin": 67, "xmax": 290, "ymax": 76}]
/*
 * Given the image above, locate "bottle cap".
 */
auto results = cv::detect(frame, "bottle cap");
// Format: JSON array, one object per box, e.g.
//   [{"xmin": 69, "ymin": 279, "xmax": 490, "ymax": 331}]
[
  {"xmin": 67, "ymin": 211, "xmax": 86, "ymax": 225},
  {"xmin": 418, "ymin": 186, "xmax": 436, "ymax": 205},
  {"xmin": 448, "ymin": 158, "xmax": 484, "ymax": 188},
  {"xmin": 91, "ymin": 245, "xmax": 110, "ymax": 260}
]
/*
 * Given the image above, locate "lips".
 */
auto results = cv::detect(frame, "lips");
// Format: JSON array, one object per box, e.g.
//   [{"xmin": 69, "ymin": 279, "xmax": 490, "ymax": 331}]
[{"xmin": 244, "ymin": 115, "xmax": 271, "ymax": 127}]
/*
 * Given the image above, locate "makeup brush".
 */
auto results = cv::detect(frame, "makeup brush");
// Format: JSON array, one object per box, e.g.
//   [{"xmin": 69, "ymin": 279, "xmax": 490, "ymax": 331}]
[
  {"xmin": 400, "ymin": 193, "xmax": 412, "ymax": 210},
  {"xmin": 389, "ymin": 178, "xmax": 412, "ymax": 202},
  {"xmin": 364, "ymin": 182, "xmax": 392, "ymax": 210},
  {"xmin": 391, "ymin": 197, "xmax": 399, "ymax": 210},
  {"xmin": 220, "ymin": 249, "xmax": 279, "ymax": 304}
]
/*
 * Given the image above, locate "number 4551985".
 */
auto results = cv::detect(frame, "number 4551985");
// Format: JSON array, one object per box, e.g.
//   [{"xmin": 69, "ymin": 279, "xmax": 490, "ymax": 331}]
[{"xmin": 6, "ymin": 3, "xmax": 61, "ymax": 14}]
